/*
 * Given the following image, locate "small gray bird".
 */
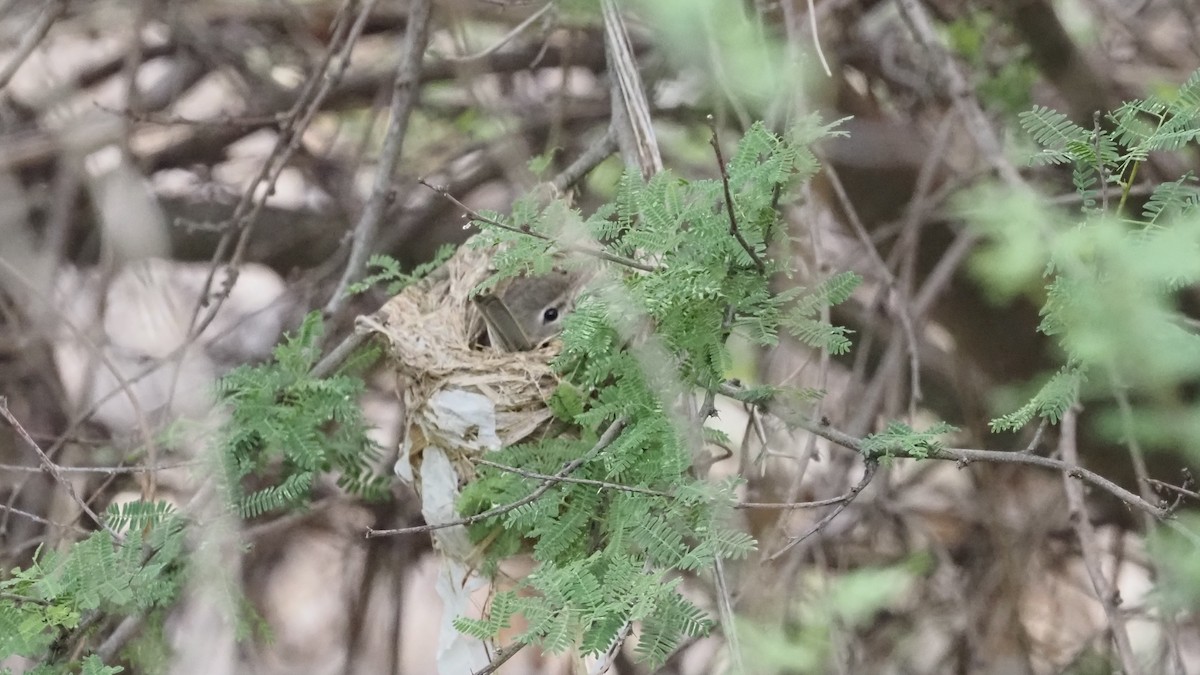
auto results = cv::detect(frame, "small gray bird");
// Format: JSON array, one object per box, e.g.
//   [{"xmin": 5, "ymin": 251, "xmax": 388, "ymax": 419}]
[{"xmin": 474, "ymin": 268, "xmax": 580, "ymax": 351}]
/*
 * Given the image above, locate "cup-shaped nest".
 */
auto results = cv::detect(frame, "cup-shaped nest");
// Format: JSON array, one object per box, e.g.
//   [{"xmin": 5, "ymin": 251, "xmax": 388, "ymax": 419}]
[{"xmin": 356, "ymin": 240, "xmax": 564, "ymax": 495}]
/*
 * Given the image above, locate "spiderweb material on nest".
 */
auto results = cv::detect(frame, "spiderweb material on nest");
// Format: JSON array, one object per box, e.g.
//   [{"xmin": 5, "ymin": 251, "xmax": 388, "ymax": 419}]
[
  {"xmin": 357, "ymin": 238, "xmax": 563, "ymax": 543},
  {"xmin": 354, "ymin": 238, "xmax": 565, "ymax": 673}
]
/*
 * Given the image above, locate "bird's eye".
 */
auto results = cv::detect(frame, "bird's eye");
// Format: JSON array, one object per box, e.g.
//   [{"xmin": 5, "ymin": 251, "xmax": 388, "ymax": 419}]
[{"xmin": 542, "ymin": 307, "xmax": 559, "ymax": 323}]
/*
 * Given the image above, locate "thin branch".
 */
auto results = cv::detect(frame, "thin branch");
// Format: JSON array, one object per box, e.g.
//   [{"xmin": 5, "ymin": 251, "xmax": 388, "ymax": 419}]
[
  {"xmin": 0, "ymin": 592, "xmax": 49, "ymax": 605},
  {"xmin": 602, "ymin": 0, "xmax": 662, "ymax": 178},
  {"xmin": 471, "ymin": 641, "xmax": 527, "ymax": 675},
  {"xmin": 447, "ymin": 2, "xmax": 553, "ymax": 63},
  {"xmin": 0, "ymin": 399, "xmax": 118, "ymax": 538},
  {"xmin": 1108, "ymin": 371, "xmax": 1161, "ymax": 524},
  {"xmin": 416, "ymin": 177, "xmax": 656, "ymax": 272},
  {"xmin": 311, "ymin": 331, "xmax": 370, "ymax": 379},
  {"xmin": 0, "ymin": 257, "xmax": 160, "ymax": 507},
  {"xmin": 95, "ymin": 615, "xmax": 144, "ymax": 661},
  {"xmin": 767, "ymin": 460, "xmax": 877, "ymax": 560},
  {"xmin": 718, "ymin": 383, "xmax": 1173, "ymax": 521},
  {"xmin": 178, "ymin": 0, "xmax": 377, "ymax": 362},
  {"xmin": 589, "ymin": 619, "xmax": 634, "ymax": 675},
  {"xmin": 713, "ymin": 556, "xmax": 745, "ymax": 675},
  {"xmin": 736, "ymin": 494, "xmax": 862, "ymax": 510},
  {"xmin": 707, "ymin": 116, "xmax": 766, "ymax": 273},
  {"xmin": 1109, "ymin": 373, "xmax": 1189, "ymax": 670},
  {"xmin": 0, "ymin": 461, "xmax": 199, "ymax": 475},
  {"xmin": 472, "ymin": 458, "xmax": 672, "ymax": 498},
  {"xmin": 1144, "ymin": 477, "xmax": 1200, "ymax": 503},
  {"xmin": 0, "ymin": 0, "xmax": 67, "ymax": 91},
  {"xmin": 95, "ymin": 103, "xmax": 290, "ymax": 129},
  {"xmin": 325, "ymin": 0, "xmax": 435, "ymax": 316},
  {"xmin": 366, "ymin": 417, "xmax": 628, "ymax": 537},
  {"xmin": 805, "ymin": 0, "xmax": 833, "ymax": 77},
  {"xmin": 1058, "ymin": 407, "xmax": 1142, "ymax": 675},
  {"xmin": 1093, "ymin": 111, "xmax": 1110, "ymax": 213},
  {"xmin": 0, "ymin": 503, "xmax": 88, "ymax": 534},
  {"xmin": 1020, "ymin": 419, "xmax": 1049, "ymax": 454},
  {"xmin": 892, "ymin": 0, "xmax": 1025, "ymax": 189},
  {"xmin": 549, "ymin": 125, "xmax": 618, "ymax": 195},
  {"xmin": 817, "ymin": 155, "xmax": 922, "ymax": 414}
]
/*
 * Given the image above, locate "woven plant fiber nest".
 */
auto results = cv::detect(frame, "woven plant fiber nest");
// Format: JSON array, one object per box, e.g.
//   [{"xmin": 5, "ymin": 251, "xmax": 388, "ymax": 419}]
[{"xmin": 356, "ymin": 238, "xmax": 563, "ymax": 556}]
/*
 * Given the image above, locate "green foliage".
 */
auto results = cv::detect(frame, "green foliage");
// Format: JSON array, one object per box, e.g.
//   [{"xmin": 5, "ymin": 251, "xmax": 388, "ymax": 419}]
[
  {"xmin": 862, "ymin": 421, "xmax": 958, "ymax": 461},
  {"xmin": 738, "ymin": 560, "xmax": 919, "ymax": 674},
  {"xmin": 1147, "ymin": 514, "xmax": 1200, "ymax": 611},
  {"xmin": 348, "ymin": 247, "xmax": 455, "ymax": 295},
  {"xmin": 0, "ymin": 502, "xmax": 184, "ymax": 670},
  {"xmin": 215, "ymin": 311, "xmax": 388, "ymax": 517},
  {"xmin": 990, "ymin": 367, "xmax": 1084, "ymax": 432},
  {"xmin": 970, "ymin": 68, "xmax": 1200, "ymax": 441},
  {"xmin": 945, "ymin": 11, "xmax": 1037, "ymax": 116},
  {"xmin": 81, "ymin": 656, "xmax": 125, "ymax": 675},
  {"xmin": 456, "ymin": 121, "xmax": 856, "ymax": 665},
  {"xmin": 631, "ymin": 0, "xmax": 813, "ymax": 118},
  {"xmin": 780, "ymin": 271, "xmax": 862, "ymax": 355},
  {"xmin": 1, "ymin": 310, "xmax": 382, "ymax": 670}
]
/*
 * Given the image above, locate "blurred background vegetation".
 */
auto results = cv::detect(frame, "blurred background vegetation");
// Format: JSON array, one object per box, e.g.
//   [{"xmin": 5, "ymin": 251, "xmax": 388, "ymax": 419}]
[{"xmin": 1, "ymin": 0, "xmax": 1200, "ymax": 673}]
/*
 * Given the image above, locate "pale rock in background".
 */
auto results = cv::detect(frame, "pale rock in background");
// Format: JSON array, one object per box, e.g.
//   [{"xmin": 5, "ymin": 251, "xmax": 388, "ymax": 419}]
[{"xmin": 50, "ymin": 259, "xmax": 292, "ymax": 436}]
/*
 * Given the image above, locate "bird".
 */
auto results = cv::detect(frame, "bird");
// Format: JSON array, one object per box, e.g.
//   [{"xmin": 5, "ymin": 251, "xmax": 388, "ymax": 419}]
[{"xmin": 472, "ymin": 268, "xmax": 581, "ymax": 351}]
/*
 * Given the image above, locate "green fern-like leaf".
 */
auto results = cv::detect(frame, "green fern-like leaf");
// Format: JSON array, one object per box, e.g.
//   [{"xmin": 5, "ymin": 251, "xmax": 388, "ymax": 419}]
[
  {"xmin": 990, "ymin": 367, "xmax": 1083, "ymax": 432},
  {"xmin": 450, "ymin": 117, "xmax": 852, "ymax": 663},
  {"xmin": 862, "ymin": 421, "xmax": 958, "ymax": 460},
  {"xmin": 1018, "ymin": 105, "xmax": 1093, "ymax": 164}
]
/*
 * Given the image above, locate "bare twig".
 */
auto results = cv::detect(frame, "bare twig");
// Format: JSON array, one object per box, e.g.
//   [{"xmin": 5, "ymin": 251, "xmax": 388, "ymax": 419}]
[
  {"xmin": 817, "ymin": 157, "xmax": 922, "ymax": 416},
  {"xmin": 325, "ymin": 0, "xmax": 434, "ymax": 316},
  {"xmin": 416, "ymin": 177, "xmax": 656, "ymax": 272},
  {"xmin": 0, "ymin": 257, "xmax": 159, "ymax": 508},
  {"xmin": 180, "ymin": 0, "xmax": 376, "ymax": 358},
  {"xmin": 589, "ymin": 619, "xmax": 634, "ymax": 675},
  {"xmin": 0, "ymin": 461, "xmax": 198, "ymax": 475},
  {"xmin": 1109, "ymin": 370, "xmax": 1188, "ymax": 671},
  {"xmin": 549, "ymin": 125, "xmax": 618, "ymax": 195},
  {"xmin": 95, "ymin": 615, "xmax": 144, "ymax": 661},
  {"xmin": 736, "ymin": 494, "xmax": 863, "ymax": 510},
  {"xmin": 602, "ymin": 0, "xmax": 662, "ymax": 178},
  {"xmin": 767, "ymin": 460, "xmax": 877, "ymax": 560},
  {"xmin": 1058, "ymin": 407, "xmax": 1142, "ymax": 675},
  {"xmin": 472, "ymin": 458, "xmax": 672, "ymax": 498},
  {"xmin": 0, "ymin": 503, "xmax": 88, "ymax": 534},
  {"xmin": 0, "ymin": 0, "xmax": 67, "ymax": 92},
  {"xmin": 713, "ymin": 556, "xmax": 745, "ymax": 674},
  {"xmin": 471, "ymin": 641, "xmax": 527, "ymax": 675},
  {"xmin": 1020, "ymin": 419, "xmax": 1049, "ymax": 454},
  {"xmin": 1145, "ymin": 477, "xmax": 1200, "ymax": 503},
  {"xmin": 893, "ymin": 0, "xmax": 1025, "ymax": 189},
  {"xmin": 311, "ymin": 331, "xmax": 371, "ymax": 379},
  {"xmin": 805, "ymin": 0, "xmax": 832, "ymax": 77},
  {"xmin": 0, "ymin": 399, "xmax": 117, "ymax": 538},
  {"xmin": 95, "ymin": 104, "xmax": 290, "ymax": 129},
  {"xmin": 718, "ymin": 383, "xmax": 1174, "ymax": 521},
  {"xmin": 707, "ymin": 116, "xmax": 766, "ymax": 273},
  {"xmin": 448, "ymin": 2, "xmax": 553, "ymax": 63},
  {"xmin": 1108, "ymin": 372, "xmax": 1160, "ymax": 523}
]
